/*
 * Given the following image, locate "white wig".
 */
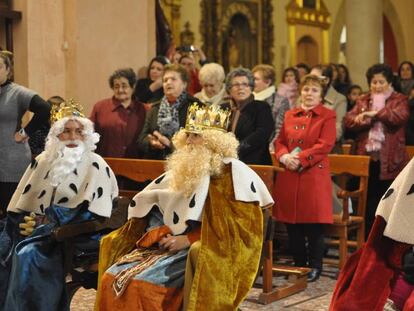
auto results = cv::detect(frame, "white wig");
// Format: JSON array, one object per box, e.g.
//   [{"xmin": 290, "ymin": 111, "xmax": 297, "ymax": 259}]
[{"xmin": 45, "ymin": 116, "xmax": 100, "ymax": 156}]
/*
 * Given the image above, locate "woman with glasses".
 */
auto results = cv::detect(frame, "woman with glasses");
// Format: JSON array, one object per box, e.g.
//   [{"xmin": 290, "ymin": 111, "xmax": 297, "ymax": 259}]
[
  {"xmin": 90, "ymin": 68, "xmax": 146, "ymax": 158},
  {"xmin": 224, "ymin": 67, "xmax": 274, "ymax": 165}
]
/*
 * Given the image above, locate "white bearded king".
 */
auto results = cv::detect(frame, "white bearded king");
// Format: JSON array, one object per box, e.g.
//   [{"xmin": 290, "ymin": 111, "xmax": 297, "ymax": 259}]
[
  {"xmin": 1, "ymin": 99, "xmax": 118, "ymax": 311},
  {"xmin": 7, "ymin": 99, "xmax": 118, "ymax": 218}
]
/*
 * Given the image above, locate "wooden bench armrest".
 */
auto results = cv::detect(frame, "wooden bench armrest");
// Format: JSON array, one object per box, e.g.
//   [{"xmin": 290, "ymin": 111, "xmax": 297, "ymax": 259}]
[
  {"xmin": 337, "ymin": 189, "xmax": 363, "ymax": 199},
  {"xmin": 336, "ymin": 189, "xmax": 364, "ymax": 222},
  {"xmin": 51, "ymin": 196, "xmax": 130, "ymax": 242},
  {"xmin": 51, "ymin": 219, "xmax": 108, "ymax": 242}
]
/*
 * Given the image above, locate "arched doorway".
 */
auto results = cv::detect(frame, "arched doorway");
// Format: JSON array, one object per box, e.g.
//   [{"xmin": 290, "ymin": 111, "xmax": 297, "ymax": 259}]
[
  {"xmin": 296, "ymin": 35, "xmax": 319, "ymax": 67},
  {"xmin": 383, "ymin": 15, "xmax": 398, "ymax": 71}
]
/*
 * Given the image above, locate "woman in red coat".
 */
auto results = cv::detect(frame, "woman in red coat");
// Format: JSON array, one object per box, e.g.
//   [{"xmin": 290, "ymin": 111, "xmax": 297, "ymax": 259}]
[
  {"xmin": 344, "ymin": 63, "xmax": 409, "ymax": 238},
  {"xmin": 273, "ymin": 74, "xmax": 336, "ymax": 282}
]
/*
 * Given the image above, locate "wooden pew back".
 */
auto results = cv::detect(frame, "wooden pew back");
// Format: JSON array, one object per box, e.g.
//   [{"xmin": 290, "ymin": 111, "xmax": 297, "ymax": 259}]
[
  {"xmin": 104, "ymin": 158, "xmax": 166, "ymax": 198},
  {"xmin": 407, "ymin": 146, "xmax": 414, "ymax": 160},
  {"xmin": 104, "ymin": 157, "xmax": 280, "ymax": 197}
]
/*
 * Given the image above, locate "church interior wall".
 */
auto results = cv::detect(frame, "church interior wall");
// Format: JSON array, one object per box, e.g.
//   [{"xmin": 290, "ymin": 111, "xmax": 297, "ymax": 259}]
[
  {"xmin": 10, "ymin": 0, "xmax": 155, "ymax": 114},
  {"xmin": 272, "ymin": 0, "xmax": 289, "ymax": 84},
  {"xmin": 0, "ymin": 18, "xmax": 6, "ymax": 49},
  {"xmin": 387, "ymin": 0, "xmax": 414, "ymax": 63}
]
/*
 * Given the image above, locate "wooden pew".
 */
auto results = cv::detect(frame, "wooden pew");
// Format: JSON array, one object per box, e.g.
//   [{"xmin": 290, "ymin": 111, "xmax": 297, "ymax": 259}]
[
  {"xmin": 324, "ymin": 154, "xmax": 370, "ymax": 268},
  {"xmin": 104, "ymin": 158, "xmax": 166, "ymax": 198},
  {"xmin": 407, "ymin": 145, "xmax": 414, "ymax": 159}
]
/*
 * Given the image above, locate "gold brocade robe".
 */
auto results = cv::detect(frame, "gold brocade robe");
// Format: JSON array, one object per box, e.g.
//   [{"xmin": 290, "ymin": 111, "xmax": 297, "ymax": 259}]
[{"xmin": 96, "ymin": 166, "xmax": 264, "ymax": 310}]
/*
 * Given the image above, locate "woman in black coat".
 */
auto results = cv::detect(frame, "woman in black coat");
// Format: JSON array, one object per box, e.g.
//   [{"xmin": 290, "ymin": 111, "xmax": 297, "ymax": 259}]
[
  {"xmin": 224, "ymin": 67, "xmax": 275, "ymax": 165},
  {"xmin": 134, "ymin": 56, "xmax": 169, "ymax": 103}
]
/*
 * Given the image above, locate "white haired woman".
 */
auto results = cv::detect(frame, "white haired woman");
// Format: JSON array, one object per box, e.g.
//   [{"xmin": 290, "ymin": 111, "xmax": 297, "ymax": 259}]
[{"xmin": 194, "ymin": 63, "xmax": 227, "ymax": 107}]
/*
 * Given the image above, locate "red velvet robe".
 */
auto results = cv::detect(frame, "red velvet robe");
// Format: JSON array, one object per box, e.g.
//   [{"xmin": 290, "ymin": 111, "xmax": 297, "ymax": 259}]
[{"xmin": 330, "ymin": 216, "xmax": 414, "ymax": 311}]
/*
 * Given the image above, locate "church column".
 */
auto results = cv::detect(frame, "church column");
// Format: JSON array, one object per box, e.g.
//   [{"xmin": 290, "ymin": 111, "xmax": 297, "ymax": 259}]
[{"xmin": 345, "ymin": 0, "xmax": 383, "ymax": 89}]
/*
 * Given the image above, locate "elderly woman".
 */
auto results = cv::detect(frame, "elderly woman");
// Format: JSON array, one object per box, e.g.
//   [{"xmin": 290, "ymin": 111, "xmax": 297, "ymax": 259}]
[
  {"xmin": 252, "ymin": 64, "xmax": 290, "ymax": 145},
  {"xmin": 134, "ymin": 56, "xmax": 169, "ymax": 103},
  {"xmin": 274, "ymin": 74, "xmax": 336, "ymax": 282},
  {"xmin": 138, "ymin": 64, "xmax": 202, "ymax": 159},
  {"xmin": 90, "ymin": 68, "xmax": 146, "ymax": 158},
  {"xmin": 224, "ymin": 67, "xmax": 274, "ymax": 165},
  {"xmin": 344, "ymin": 63, "xmax": 409, "ymax": 237},
  {"xmin": 194, "ymin": 62, "xmax": 227, "ymax": 107},
  {"xmin": 0, "ymin": 51, "xmax": 50, "ymax": 217}
]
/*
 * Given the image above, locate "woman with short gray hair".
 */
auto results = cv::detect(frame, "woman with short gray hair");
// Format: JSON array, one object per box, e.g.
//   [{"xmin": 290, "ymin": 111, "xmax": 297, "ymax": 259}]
[{"xmin": 223, "ymin": 67, "xmax": 274, "ymax": 165}]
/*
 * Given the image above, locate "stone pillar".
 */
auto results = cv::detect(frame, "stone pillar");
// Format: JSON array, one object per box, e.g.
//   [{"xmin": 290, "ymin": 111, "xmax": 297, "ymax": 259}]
[{"xmin": 346, "ymin": 0, "xmax": 383, "ymax": 89}]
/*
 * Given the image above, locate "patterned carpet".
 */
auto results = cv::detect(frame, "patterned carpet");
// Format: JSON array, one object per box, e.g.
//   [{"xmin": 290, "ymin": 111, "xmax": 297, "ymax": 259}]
[{"xmin": 71, "ymin": 264, "xmax": 339, "ymax": 310}]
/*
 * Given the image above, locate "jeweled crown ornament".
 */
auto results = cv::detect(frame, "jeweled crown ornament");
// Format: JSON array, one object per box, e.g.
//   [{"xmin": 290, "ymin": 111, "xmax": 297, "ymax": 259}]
[
  {"xmin": 185, "ymin": 103, "xmax": 231, "ymax": 133},
  {"xmin": 50, "ymin": 98, "xmax": 85, "ymax": 124}
]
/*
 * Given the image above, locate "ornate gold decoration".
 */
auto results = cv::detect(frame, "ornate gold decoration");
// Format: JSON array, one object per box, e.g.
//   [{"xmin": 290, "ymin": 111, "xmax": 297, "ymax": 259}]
[
  {"xmin": 180, "ymin": 21, "xmax": 195, "ymax": 46},
  {"xmin": 286, "ymin": 0, "xmax": 331, "ymax": 65},
  {"xmin": 50, "ymin": 98, "xmax": 85, "ymax": 124},
  {"xmin": 185, "ymin": 103, "xmax": 231, "ymax": 133},
  {"xmin": 200, "ymin": 0, "xmax": 274, "ymax": 71},
  {"xmin": 286, "ymin": 0, "xmax": 330, "ymax": 29},
  {"xmin": 160, "ymin": 0, "xmax": 182, "ymax": 44}
]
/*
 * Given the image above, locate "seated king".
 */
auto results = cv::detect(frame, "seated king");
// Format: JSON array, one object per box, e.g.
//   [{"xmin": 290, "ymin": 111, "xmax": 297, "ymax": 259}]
[
  {"xmin": 0, "ymin": 99, "xmax": 118, "ymax": 311},
  {"xmin": 96, "ymin": 103, "xmax": 274, "ymax": 310}
]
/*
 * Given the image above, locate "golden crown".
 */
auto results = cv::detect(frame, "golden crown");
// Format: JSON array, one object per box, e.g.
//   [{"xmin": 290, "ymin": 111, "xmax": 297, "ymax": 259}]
[
  {"xmin": 185, "ymin": 103, "xmax": 231, "ymax": 133},
  {"xmin": 50, "ymin": 98, "xmax": 85, "ymax": 124}
]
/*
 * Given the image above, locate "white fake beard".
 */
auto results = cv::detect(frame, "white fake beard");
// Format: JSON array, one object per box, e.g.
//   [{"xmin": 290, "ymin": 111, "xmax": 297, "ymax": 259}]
[{"xmin": 48, "ymin": 140, "xmax": 86, "ymax": 187}]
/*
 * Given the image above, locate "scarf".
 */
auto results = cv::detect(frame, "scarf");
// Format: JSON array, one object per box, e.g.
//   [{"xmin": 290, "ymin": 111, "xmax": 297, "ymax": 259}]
[
  {"xmin": 253, "ymin": 86, "xmax": 275, "ymax": 101},
  {"xmin": 194, "ymin": 86, "xmax": 226, "ymax": 107},
  {"xmin": 157, "ymin": 92, "xmax": 187, "ymax": 138},
  {"xmin": 366, "ymin": 87, "xmax": 393, "ymax": 152}
]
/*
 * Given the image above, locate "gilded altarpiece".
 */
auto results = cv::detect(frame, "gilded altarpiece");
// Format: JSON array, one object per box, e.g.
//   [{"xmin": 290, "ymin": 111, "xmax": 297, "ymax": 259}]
[{"xmin": 200, "ymin": 0, "xmax": 274, "ymax": 72}]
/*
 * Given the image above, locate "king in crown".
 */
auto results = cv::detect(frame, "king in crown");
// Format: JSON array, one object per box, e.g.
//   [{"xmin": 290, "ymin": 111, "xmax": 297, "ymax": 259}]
[{"xmin": 185, "ymin": 103, "xmax": 232, "ymax": 133}]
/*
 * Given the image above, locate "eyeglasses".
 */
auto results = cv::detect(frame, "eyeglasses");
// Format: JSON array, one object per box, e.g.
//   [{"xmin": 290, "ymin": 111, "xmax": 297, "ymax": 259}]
[{"xmin": 230, "ymin": 82, "xmax": 250, "ymax": 89}]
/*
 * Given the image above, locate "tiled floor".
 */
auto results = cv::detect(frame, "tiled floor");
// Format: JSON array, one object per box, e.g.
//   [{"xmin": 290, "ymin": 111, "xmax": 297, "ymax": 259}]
[{"xmin": 71, "ymin": 265, "xmax": 338, "ymax": 310}]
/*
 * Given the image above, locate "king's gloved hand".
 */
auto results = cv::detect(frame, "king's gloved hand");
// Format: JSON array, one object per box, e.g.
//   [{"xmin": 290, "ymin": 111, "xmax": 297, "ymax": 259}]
[
  {"xmin": 403, "ymin": 247, "xmax": 414, "ymax": 285},
  {"xmin": 19, "ymin": 212, "xmax": 37, "ymax": 236}
]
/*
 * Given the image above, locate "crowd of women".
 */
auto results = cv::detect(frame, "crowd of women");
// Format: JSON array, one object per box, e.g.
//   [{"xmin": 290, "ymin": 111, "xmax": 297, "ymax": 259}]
[{"xmin": 1, "ymin": 47, "xmax": 414, "ymax": 286}]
